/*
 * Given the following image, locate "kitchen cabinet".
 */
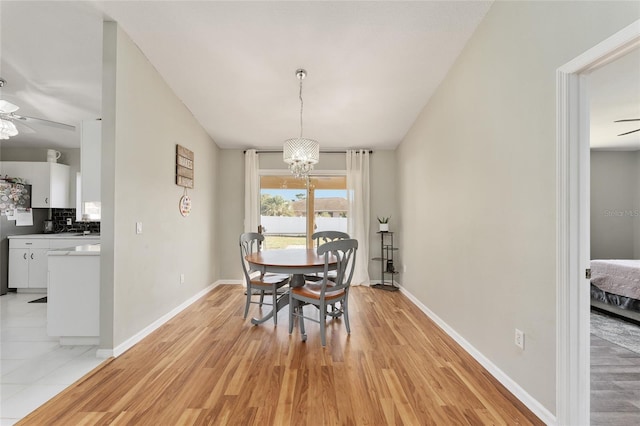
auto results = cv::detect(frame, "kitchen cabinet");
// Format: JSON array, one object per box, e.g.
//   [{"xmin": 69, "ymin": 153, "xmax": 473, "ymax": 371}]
[
  {"xmin": 81, "ymin": 120, "xmax": 101, "ymax": 204},
  {"xmin": 8, "ymin": 239, "xmax": 50, "ymax": 288},
  {"xmin": 0, "ymin": 161, "xmax": 71, "ymax": 208},
  {"xmin": 47, "ymin": 244, "xmax": 100, "ymax": 344},
  {"xmin": 8, "ymin": 235, "xmax": 100, "ymax": 289}
]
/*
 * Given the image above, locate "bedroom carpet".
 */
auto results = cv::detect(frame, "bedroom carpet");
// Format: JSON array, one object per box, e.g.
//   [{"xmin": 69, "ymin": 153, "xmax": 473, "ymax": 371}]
[{"xmin": 591, "ymin": 310, "xmax": 640, "ymax": 354}]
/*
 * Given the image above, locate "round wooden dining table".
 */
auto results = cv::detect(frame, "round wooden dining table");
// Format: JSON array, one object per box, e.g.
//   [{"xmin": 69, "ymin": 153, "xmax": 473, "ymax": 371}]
[{"xmin": 244, "ymin": 248, "xmax": 337, "ymax": 325}]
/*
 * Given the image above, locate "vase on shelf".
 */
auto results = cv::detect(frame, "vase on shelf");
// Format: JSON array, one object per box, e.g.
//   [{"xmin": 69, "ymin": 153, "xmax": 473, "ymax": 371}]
[{"xmin": 379, "ymin": 223, "xmax": 389, "ymax": 232}]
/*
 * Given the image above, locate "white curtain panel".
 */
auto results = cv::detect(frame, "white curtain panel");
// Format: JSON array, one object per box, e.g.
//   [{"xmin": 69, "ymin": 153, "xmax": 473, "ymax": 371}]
[
  {"xmin": 244, "ymin": 150, "xmax": 260, "ymax": 233},
  {"xmin": 346, "ymin": 149, "xmax": 370, "ymax": 286}
]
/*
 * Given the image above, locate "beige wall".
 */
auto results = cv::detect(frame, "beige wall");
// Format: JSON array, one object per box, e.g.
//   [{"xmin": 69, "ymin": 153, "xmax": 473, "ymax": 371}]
[
  {"xmin": 396, "ymin": 1, "xmax": 640, "ymax": 414},
  {"xmin": 217, "ymin": 149, "xmax": 245, "ymax": 281},
  {"xmin": 217, "ymin": 150, "xmax": 397, "ymax": 283},
  {"xmin": 101, "ymin": 23, "xmax": 220, "ymax": 349},
  {"xmin": 591, "ymin": 151, "xmax": 638, "ymax": 259}
]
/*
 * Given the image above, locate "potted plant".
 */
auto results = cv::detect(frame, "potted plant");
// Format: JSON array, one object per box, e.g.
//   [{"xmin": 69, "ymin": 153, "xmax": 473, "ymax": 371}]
[{"xmin": 377, "ymin": 216, "xmax": 390, "ymax": 232}]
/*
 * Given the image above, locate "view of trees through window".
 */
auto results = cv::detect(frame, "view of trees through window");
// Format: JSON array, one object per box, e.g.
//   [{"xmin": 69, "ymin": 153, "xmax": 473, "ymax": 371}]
[{"xmin": 260, "ymin": 175, "xmax": 347, "ymax": 249}]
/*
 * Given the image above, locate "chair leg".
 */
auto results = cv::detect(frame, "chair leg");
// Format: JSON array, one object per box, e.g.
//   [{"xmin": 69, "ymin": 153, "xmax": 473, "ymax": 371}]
[
  {"xmin": 259, "ymin": 291, "xmax": 265, "ymax": 307},
  {"xmin": 343, "ymin": 298, "xmax": 350, "ymax": 334},
  {"xmin": 243, "ymin": 286, "xmax": 251, "ymax": 319},
  {"xmin": 272, "ymin": 285, "xmax": 278, "ymax": 325},
  {"xmin": 289, "ymin": 296, "xmax": 295, "ymax": 334},
  {"xmin": 320, "ymin": 301, "xmax": 327, "ymax": 347},
  {"xmin": 299, "ymin": 303, "xmax": 306, "ymax": 342}
]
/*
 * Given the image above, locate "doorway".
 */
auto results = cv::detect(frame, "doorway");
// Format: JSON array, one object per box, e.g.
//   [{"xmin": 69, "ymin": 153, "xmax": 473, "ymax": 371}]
[{"xmin": 556, "ymin": 19, "xmax": 640, "ymax": 426}]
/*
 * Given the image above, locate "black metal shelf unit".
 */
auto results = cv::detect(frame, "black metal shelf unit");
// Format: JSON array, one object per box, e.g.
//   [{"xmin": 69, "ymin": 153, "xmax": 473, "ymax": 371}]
[{"xmin": 371, "ymin": 231, "xmax": 399, "ymax": 292}]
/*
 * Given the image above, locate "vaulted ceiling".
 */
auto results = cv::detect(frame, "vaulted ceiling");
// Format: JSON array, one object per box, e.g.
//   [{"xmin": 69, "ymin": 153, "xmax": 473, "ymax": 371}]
[{"xmin": 1, "ymin": 1, "xmax": 638, "ymax": 152}]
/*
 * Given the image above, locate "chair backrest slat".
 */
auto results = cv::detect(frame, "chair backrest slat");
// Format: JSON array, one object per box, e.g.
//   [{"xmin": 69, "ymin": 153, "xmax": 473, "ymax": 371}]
[
  {"xmin": 239, "ymin": 232, "xmax": 264, "ymax": 280},
  {"xmin": 312, "ymin": 231, "xmax": 349, "ymax": 248},
  {"xmin": 317, "ymin": 238, "xmax": 358, "ymax": 294}
]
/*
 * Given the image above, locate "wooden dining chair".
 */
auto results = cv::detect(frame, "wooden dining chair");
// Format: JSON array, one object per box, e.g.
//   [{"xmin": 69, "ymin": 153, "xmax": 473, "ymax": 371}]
[
  {"xmin": 289, "ymin": 238, "xmax": 358, "ymax": 346},
  {"xmin": 239, "ymin": 232, "xmax": 290, "ymax": 325},
  {"xmin": 305, "ymin": 231, "xmax": 349, "ymax": 281}
]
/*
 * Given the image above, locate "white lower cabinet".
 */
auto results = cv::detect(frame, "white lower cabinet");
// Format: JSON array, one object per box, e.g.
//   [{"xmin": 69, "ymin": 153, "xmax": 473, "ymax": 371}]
[
  {"xmin": 8, "ymin": 240, "xmax": 50, "ymax": 288},
  {"xmin": 8, "ymin": 237, "xmax": 99, "ymax": 289},
  {"xmin": 47, "ymin": 254, "xmax": 100, "ymax": 341}
]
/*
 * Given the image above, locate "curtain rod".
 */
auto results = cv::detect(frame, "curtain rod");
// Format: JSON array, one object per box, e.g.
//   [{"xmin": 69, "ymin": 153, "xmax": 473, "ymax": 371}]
[{"xmin": 243, "ymin": 149, "xmax": 373, "ymax": 154}]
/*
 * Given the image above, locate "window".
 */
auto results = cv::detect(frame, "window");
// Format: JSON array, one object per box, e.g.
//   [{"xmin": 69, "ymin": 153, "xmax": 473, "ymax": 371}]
[{"xmin": 259, "ymin": 175, "xmax": 347, "ymax": 249}]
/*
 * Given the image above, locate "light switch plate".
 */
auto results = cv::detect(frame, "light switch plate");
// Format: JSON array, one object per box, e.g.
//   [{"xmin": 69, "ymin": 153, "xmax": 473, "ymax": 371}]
[{"xmin": 136, "ymin": 222, "xmax": 143, "ymax": 234}]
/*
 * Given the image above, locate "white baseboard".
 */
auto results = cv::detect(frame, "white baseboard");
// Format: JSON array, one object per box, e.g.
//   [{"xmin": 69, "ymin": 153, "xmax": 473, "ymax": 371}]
[
  {"xmin": 96, "ymin": 281, "xmax": 221, "ymax": 359},
  {"xmin": 399, "ymin": 286, "xmax": 556, "ymax": 426},
  {"xmin": 219, "ymin": 279, "xmax": 243, "ymax": 285},
  {"xmin": 369, "ymin": 279, "xmax": 401, "ymax": 287}
]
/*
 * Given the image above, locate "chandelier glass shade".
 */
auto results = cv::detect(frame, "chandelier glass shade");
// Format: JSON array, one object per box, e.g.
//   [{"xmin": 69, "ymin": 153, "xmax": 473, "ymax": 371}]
[
  {"xmin": 283, "ymin": 137, "xmax": 319, "ymax": 178},
  {"xmin": 0, "ymin": 118, "xmax": 18, "ymax": 140},
  {"xmin": 283, "ymin": 69, "xmax": 319, "ymax": 178}
]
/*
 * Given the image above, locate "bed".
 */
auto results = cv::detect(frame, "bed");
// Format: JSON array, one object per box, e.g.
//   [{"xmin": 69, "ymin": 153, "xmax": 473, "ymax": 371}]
[{"xmin": 590, "ymin": 259, "xmax": 640, "ymax": 323}]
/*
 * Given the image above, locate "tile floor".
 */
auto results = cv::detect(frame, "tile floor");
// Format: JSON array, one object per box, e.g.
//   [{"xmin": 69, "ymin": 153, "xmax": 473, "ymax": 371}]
[{"xmin": 1, "ymin": 292, "xmax": 104, "ymax": 425}]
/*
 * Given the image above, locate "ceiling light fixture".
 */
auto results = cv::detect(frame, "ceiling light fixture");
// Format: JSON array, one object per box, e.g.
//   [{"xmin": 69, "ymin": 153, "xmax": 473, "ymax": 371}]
[
  {"xmin": 283, "ymin": 68, "xmax": 319, "ymax": 179},
  {"xmin": 0, "ymin": 118, "xmax": 18, "ymax": 140},
  {"xmin": 0, "ymin": 80, "xmax": 19, "ymax": 139}
]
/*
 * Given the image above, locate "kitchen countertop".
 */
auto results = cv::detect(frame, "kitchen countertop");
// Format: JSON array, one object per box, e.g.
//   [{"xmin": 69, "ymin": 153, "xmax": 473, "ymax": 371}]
[
  {"xmin": 8, "ymin": 233, "xmax": 100, "ymax": 239},
  {"xmin": 48, "ymin": 243, "xmax": 101, "ymax": 256}
]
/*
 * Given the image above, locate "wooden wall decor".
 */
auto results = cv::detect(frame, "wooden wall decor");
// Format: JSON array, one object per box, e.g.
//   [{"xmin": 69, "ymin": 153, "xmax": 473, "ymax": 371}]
[{"xmin": 176, "ymin": 145, "xmax": 194, "ymax": 188}]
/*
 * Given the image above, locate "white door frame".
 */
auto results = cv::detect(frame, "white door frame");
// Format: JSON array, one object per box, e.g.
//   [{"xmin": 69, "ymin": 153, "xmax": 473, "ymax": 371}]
[{"xmin": 556, "ymin": 19, "xmax": 640, "ymax": 426}]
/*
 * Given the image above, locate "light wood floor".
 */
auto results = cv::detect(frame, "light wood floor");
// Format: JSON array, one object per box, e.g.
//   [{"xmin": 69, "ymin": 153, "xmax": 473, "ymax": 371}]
[{"xmin": 19, "ymin": 285, "xmax": 542, "ymax": 425}]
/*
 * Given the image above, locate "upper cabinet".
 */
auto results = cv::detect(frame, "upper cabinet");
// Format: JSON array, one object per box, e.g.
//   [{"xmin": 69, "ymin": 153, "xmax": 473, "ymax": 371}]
[
  {"xmin": 0, "ymin": 161, "xmax": 71, "ymax": 208},
  {"xmin": 81, "ymin": 120, "xmax": 101, "ymax": 204}
]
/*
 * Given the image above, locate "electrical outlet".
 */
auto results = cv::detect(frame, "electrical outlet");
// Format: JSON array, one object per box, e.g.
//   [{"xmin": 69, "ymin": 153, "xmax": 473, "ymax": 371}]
[
  {"xmin": 136, "ymin": 222, "xmax": 143, "ymax": 234},
  {"xmin": 180, "ymin": 273, "xmax": 185, "ymax": 284},
  {"xmin": 403, "ymin": 264, "xmax": 407, "ymax": 273},
  {"xmin": 515, "ymin": 329, "xmax": 525, "ymax": 349},
  {"xmin": 66, "ymin": 218, "xmax": 72, "ymax": 226}
]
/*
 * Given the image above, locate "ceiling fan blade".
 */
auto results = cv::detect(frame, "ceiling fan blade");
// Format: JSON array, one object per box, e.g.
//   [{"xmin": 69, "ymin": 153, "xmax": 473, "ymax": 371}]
[
  {"xmin": 614, "ymin": 118, "xmax": 640, "ymax": 122},
  {"xmin": 0, "ymin": 99, "xmax": 19, "ymax": 114},
  {"xmin": 13, "ymin": 114, "xmax": 76, "ymax": 131},
  {"xmin": 617, "ymin": 128, "xmax": 640, "ymax": 136},
  {"xmin": 8, "ymin": 118, "xmax": 37, "ymax": 134}
]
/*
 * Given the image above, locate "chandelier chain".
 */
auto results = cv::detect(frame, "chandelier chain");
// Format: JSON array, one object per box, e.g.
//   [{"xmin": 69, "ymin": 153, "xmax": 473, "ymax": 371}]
[{"xmin": 299, "ymin": 78, "xmax": 304, "ymax": 138}]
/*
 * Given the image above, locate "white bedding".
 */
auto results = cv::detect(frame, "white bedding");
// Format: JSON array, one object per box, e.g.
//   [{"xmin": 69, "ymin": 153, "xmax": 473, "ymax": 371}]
[{"xmin": 591, "ymin": 259, "xmax": 640, "ymax": 300}]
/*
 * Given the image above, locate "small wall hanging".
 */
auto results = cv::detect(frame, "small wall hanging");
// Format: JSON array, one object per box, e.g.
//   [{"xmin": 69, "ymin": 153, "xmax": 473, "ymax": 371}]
[
  {"xmin": 176, "ymin": 144, "xmax": 194, "ymax": 217},
  {"xmin": 176, "ymin": 144, "xmax": 194, "ymax": 188},
  {"xmin": 179, "ymin": 188, "xmax": 192, "ymax": 217}
]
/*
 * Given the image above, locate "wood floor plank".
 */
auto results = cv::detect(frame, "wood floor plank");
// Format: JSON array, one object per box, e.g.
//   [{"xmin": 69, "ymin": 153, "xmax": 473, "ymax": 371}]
[{"xmin": 17, "ymin": 285, "xmax": 543, "ymax": 425}]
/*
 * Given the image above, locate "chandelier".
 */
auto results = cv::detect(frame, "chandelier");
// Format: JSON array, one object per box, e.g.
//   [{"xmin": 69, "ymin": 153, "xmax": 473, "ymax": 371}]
[{"xmin": 283, "ymin": 69, "xmax": 319, "ymax": 178}]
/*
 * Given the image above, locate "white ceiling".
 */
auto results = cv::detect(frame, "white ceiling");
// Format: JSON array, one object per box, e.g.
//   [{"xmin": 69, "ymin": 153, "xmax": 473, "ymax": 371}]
[
  {"xmin": 0, "ymin": 1, "xmax": 103, "ymax": 149},
  {"xmin": 0, "ymin": 0, "xmax": 492, "ymax": 150},
  {"xmin": 1, "ymin": 1, "xmax": 637, "ymax": 153}
]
